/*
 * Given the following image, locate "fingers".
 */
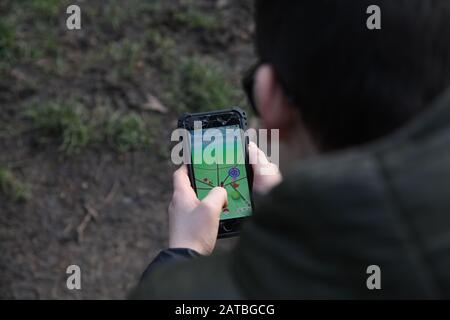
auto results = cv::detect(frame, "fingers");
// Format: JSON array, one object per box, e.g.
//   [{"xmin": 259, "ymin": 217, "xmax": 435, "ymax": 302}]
[
  {"xmin": 248, "ymin": 141, "xmax": 281, "ymax": 178},
  {"xmin": 172, "ymin": 165, "xmax": 192, "ymax": 192},
  {"xmin": 196, "ymin": 187, "xmax": 228, "ymax": 216},
  {"xmin": 248, "ymin": 141, "xmax": 270, "ymax": 166},
  {"xmin": 248, "ymin": 141, "xmax": 258, "ymax": 165}
]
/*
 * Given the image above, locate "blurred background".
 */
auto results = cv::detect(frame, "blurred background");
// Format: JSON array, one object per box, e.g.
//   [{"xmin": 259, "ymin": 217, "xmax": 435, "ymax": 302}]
[{"xmin": 0, "ymin": 0, "xmax": 255, "ymax": 299}]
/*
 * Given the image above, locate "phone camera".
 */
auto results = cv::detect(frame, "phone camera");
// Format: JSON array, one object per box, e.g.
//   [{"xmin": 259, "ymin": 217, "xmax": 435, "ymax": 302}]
[{"xmin": 217, "ymin": 117, "xmax": 227, "ymax": 126}]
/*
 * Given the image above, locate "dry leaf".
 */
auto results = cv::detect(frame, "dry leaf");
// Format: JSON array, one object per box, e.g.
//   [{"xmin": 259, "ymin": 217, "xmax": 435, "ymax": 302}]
[{"xmin": 141, "ymin": 94, "xmax": 168, "ymax": 114}]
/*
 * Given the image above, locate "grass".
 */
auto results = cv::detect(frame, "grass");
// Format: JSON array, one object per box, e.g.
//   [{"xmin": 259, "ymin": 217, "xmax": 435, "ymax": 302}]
[
  {"xmin": 106, "ymin": 113, "xmax": 152, "ymax": 153},
  {"xmin": 4, "ymin": 0, "xmax": 246, "ymax": 156},
  {"xmin": 173, "ymin": 7, "xmax": 220, "ymax": 32},
  {"xmin": 79, "ymin": 37, "xmax": 146, "ymax": 82},
  {"xmin": 0, "ymin": 167, "xmax": 29, "ymax": 202},
  {"xmin": 0, "ymin": 18, "xmax": 20, "ymax": 73},
  {"xmin": 168, "ymin": 57, "xmax": 236, "ymax": 112},
  {"xmin": 24, "ymin": 103, "xmax": 153, "ymax": 154},
  {"xmin": 103, "ymin": 41, "xmax": 143, "ymax": 82},
  {"xmin": 103, "ymin": 0, "xmax": 132, "ymax": 32},
  {"xmin": 0, "ymin": 21, "xmax": 16, "ymax": 61},
  {"xmin": 25, "ymin": 103, "xmax": 92, "ymax": 155},
  {"xmin": 146, "ymin": 30, "xmax": 177, "ymax": 70},
  {"xmin": 146, "ymin": 30, "xmax": 176, "ymax": 55},
  {"xmin": 29, "ymin": 0, "xmax": 62, "ymax": 16},
  {"xmin": 0, "ymin": 0, "xmax": 61, "ymax": 74}
]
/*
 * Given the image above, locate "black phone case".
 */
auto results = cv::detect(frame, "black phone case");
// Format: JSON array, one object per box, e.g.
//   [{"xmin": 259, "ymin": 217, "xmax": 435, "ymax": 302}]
[{"xmin": 177, "ymin": 107, "xmax": 254, "ymax": 238}]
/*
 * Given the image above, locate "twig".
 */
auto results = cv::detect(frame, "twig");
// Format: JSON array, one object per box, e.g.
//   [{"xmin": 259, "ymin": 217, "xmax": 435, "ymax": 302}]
[
  {"xmin": 76, "ymin": 213, "xmax": 92, "ymax": 243},
  {"xmin": 102, "ymin": 180, "xmax": 119, "ymax": 207},
  {"xmin": 84, "ymin": 202, "xmax": 99, "ymax": 221},
  {"xmin": 75, "ymin": 180, "xmax": 119, "ymax": 243},
  {"xmin": 76, "ymin": 202, "xmax": 100, "ymax": 243}
]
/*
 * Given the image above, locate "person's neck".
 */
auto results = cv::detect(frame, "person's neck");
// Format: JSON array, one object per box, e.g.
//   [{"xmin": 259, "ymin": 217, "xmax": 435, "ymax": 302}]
[{"xmin": 279, "ymin": 122, "xmax": 319, "ymax": 174}]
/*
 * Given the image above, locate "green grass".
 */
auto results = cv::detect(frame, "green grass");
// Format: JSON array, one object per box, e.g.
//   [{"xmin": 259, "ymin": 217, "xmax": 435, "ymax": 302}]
[
  {"xmin": 103, "ymin": 0, "xmax": 131, "ymax": 32},
  {"xmin": 106, "ymin": 113, "xmax": 152, "ymax": 153},
  {"xmin": 24, "ymin": 103, "xmax": 153, "ymax": 154},
  {"xmin": 4, "ymin": 0, "xmax": 246, "ymax": 155},
  {"xmin": 0, "ymin": 167, "xmax": 29, "ymax": 202},
  {"xmin": 0, "ymin": 21, "xmax": 16, "ymax": 60},
  {"xmin": 80, "ymin": 38, "xmax": 146, "ymax": 82},
  {"xmin": 146, "ymin": 30, "xmax": 176, "ymax": 54},
  {"xmin": 0, "ymin": 0, "xmax": 61, "ymax": 74},
  {"xmin": 110, "ymin": 39, "xmax": 145, "ymax": 79},
  {"xmin": 168, "ymin": 57, "xmax": 236, "ymax": 112},
  {"xmin": 173, "ymin": 7, "xmax": 220, "ymax": 31},
  {"xmin": 25, "ymin": 103, "xmax": 92, "ymax": 155},
  {"xmin": 146, "ymin": 30, "xmax": 176, "ymax": 70},
  {"xmin": 29, "ymin": 0, "xmax": 62, "ymax": 16},
  {"xmin": 0, "ymin": 19, "xmax": 20, "ymax": 73}
]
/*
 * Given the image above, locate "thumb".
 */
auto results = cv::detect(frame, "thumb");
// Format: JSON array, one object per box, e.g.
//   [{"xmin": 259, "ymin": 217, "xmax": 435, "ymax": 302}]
[
  {"xmin": 196, "ymin": 187, "xmax": 228, "ymax": 217},
  {"xmin": 248, "ymin": 141, "xmax": 259, "ymax": 166},
  {"xmin": 249, "ymin": 141, "xmax": 281, "ymax": 178},
  {"xmin": 249, "ymin": 141, "xmax": 270, "ymax": 167}
]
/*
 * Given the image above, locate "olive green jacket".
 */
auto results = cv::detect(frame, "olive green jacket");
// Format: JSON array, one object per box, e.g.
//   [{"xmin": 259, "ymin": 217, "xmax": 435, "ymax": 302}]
[{"xmin": 132, "ymin": 90, "xmax": 450, "ymax": 299}]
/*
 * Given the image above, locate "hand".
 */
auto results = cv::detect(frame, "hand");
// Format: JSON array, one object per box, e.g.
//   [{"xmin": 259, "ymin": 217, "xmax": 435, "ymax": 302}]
[
  {"xmin": 168, "ymin": 165, "xmax": 228, "ymax": 255},
  {"xmin": 248, "ymin": 141, "xmax": 282, "ymax": 194}
]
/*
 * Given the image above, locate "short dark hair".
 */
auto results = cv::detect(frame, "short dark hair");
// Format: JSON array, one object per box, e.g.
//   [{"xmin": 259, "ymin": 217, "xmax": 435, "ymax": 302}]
[{"xmin": 255, "ymin": 0, "xmax": 450, "ymax": 150}]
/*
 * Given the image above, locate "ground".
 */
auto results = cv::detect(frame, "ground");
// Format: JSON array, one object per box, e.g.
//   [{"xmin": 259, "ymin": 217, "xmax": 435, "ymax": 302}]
[{"xmin": 0, "ymin": 0, "xmax": 255, "ymax": 299}]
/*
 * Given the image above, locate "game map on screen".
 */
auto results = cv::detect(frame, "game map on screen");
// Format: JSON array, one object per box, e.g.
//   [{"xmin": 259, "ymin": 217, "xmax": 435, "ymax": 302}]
[{"xmin": 191, "ymin": 125, "xmax": 252, "ymax": 220}]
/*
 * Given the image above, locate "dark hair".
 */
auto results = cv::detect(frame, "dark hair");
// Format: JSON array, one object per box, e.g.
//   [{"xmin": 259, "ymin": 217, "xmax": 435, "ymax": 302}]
[{"xmin": 255, "ymin": 0, "xmax": 450, "ymax": 150}]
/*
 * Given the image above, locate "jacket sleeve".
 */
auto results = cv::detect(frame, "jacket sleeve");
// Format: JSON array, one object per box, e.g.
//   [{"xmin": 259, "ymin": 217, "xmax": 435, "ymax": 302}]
[{"xmin": 141, "ymin": 248, "xmax": 201, "ymax": 281}]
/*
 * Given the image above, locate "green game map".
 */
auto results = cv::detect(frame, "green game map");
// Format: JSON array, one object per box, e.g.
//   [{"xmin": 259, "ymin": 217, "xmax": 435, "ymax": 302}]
[{"xmin": 191, "ymin": 125, "xmax": 252, "ymax": 220}]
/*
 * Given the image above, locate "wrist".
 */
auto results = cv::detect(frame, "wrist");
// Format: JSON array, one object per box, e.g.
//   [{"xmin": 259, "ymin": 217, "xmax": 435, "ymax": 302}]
[{"xmin": 169, "ymin": 239, "xmax": 211, "ymax": 256}]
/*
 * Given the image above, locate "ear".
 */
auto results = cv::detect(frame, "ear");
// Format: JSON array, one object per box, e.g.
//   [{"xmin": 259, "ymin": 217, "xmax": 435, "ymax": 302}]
[{"xmin": 254, "ymin": 64, "xmax": 299, "ymax": 137}]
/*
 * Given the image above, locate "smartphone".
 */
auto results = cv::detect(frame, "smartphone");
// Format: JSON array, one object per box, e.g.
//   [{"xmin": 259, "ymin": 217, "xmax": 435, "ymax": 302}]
[{"xmin": 178, "ymin": 107, "xmax": 254, "ymax": 238}]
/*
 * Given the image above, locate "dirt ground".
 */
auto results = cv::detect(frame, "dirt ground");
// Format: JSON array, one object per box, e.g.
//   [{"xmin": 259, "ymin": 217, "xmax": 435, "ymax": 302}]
[{"xmin": 0, "ymin": 0, "xmax": 254, "ymax": 299}]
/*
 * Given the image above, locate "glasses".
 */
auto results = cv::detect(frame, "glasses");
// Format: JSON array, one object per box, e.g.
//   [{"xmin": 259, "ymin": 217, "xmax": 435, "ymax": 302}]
[
  {"xmin": 242, "ymin": 61, "xmax": 262, "ymax": 115},
  {"xmin": 242, "ymin": 61, "xmax": 298, "ymax": 116}
]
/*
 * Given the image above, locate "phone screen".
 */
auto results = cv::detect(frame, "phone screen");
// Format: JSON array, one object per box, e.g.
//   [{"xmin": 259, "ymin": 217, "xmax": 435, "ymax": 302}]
[{"xmin": 190, "ymin": 124, "xmax": 252, "ymax": 220}]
